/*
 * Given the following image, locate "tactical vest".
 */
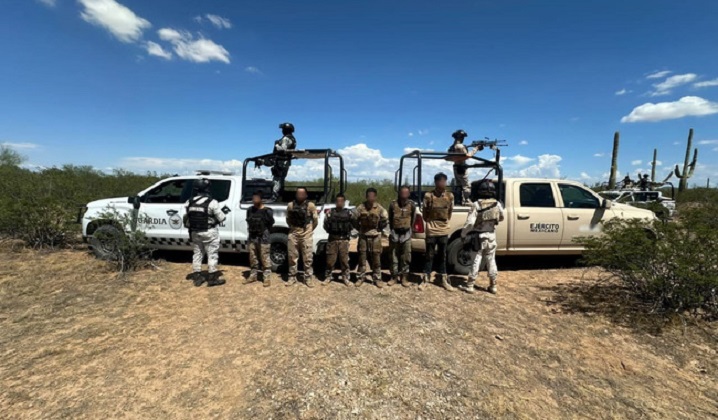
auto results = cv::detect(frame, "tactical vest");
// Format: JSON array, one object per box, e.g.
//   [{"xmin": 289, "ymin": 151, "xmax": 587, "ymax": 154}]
[
  {"xmin": 476, "ymin": 198, "xmax": 500, "ymax": 223},
  {"xmin": 391, "ymin": 200, "xmax": 414, "ymax": 232},
  {"xmin": 425, "ymin": 192, "xmax": 452, "ymax": 221},
  {"xmin": 247, "ymin": 207, "xmax": 268, "ymax": 236},
  {"xmin": 188, "ymin": 196, "xmax": 212, "ymax": 231},
  {"xmin": 358, "ymin": 204, "xmax": 381, "ymax": 231},
  {"xmin": 287, "ymin": 201, "xmax": 310, "ymax": 227},
  {"xmin": 327, "ymin": 208, "xmax": 353, "ymax": 237}
]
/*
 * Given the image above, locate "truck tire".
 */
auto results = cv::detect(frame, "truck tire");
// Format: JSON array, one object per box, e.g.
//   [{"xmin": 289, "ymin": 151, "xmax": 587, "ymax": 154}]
[
  {"xmin": 447, "ymin": 238, "xmax": 475, "ymax": 276},
  {"xmin": 89, "ymin": 224, "xmax": 123, "ymax": 260},
  {"xmin": 269, "ymin": 232, "xmax": 289, "ymax": 273}
]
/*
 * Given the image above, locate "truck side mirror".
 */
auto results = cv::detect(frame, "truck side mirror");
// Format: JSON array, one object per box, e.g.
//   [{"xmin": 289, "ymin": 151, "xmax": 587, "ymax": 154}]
[
  {"xmin": 602, "ymin": 199, "xmax": 612, "ymax": 209},
  {"xmin": 128, "ymin": 196, "xmax": 141, "ymax": 210}
]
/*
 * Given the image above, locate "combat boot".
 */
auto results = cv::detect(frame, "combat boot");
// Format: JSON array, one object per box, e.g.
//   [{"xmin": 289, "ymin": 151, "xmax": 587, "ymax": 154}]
[
  {"xmin": 263, "ymin": 270, "xmax": 272, "ymax": 287},
  {"xmin": 487, "ymin": 278, "xmax": 497, "ymax": 294},
  {"xmin": 459, "ymin": 278, "xmax": 476, "ymax": 294},
  {"xmin": 375, "ymin": 277, "xmax": 384, "ymax": 288},
  {"xmin": 207, "ymin": 272, "xmax": 226, "ymax": 287},
  {"xmin": 355, "ymin": 274, "xmax": 365, "ymax": 288},
  {"xmin": 401, "ymin": 273, "xmax": 411, "ymax": 287},
  {"xmin": 286, "ymin": 276, "xmax": 297, "ymax": 287},
  {"xmin": 305, "ymin": 275, "xmax": 316, "ymax": 288},
  {"xmin": 191, "ymin": 272, "xmax": 206, "ymax": 287},
  {"xmin": 386, "ymin": 276, "xmax": 398, "ymax": 287},
  {"xmin": 342, "ymin": 272, "xmax": 351, "ymax": 287},
  {"xmin": 440, "ymin": 274, "xmax": 455, "ymax": 292},
  {"xmin": 418, "ymin": 274, "xmax": 429, "ymax": 291},
  {"xmin": 243, "ymin": 270, "xmax": 258, "ymax": 285},
  {"xmin": 322, "ymin": 271, "xmax": 332, "ymax": 285}
]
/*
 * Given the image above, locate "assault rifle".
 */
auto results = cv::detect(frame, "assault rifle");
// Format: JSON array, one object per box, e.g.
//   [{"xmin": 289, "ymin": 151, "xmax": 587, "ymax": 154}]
[{"xmin": 467, "ymin": 138, "xmax": 508, "ymax": 151}]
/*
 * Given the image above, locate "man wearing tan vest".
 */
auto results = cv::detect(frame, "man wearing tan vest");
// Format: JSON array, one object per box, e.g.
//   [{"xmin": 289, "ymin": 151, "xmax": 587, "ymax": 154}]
[
  {"xmin": 354, "ymin": 188, "xmax": 389, "ymax": 288},
  {"xmin": 421, "ymin": 173, "xmax": 454, "ymax": 291},
  {"xmin": 285, "ymin": 187, "xmax": 318, "ymax": 287}
]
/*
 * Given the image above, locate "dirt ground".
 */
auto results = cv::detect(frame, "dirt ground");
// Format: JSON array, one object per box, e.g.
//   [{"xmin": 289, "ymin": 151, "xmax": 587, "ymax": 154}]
[{"xmin": 0, "ymin": 247, "xmax": 716, "ymax": 419}]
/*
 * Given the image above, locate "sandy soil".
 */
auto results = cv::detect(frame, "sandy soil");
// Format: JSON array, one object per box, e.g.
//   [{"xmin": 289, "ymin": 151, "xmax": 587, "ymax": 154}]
[{"xmin": 0, "ymin": 247, "xmax": 716, "ymax": 419}]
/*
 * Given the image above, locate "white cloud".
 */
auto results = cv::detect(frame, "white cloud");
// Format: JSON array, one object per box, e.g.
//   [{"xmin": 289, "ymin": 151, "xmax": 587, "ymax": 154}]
[
  {"xmin": 503, "ymin": 154, "xmax": 534, "ymax": 166},
  {"xmin": 621, "ymin": 96, "xmax": 718, "ymax": 123},
  {"xmin": 78, "ymin": 0, "xmax": 151, "ymax": 43},
  {"xmin": 120, "ymin": 157, "xmax": 243, "ymax": 174},
  {"xmin": 37, "ymin": 0, "xmax": 57, "ymax": 7},
  {"xmin": 145, "ymin": 41, "xmax": 172, "ymax": 59},
  {"xmin": 245, "ymin": 66, "xmax": 262, "ymax": 75},
  {"xmin": 653, "ymin": 160, "xmax": 663, "ymax": 166},
  {"xmin": 698, "ymin": 140, "xmax": 718, "ymax": 145},
  {"xmin": 694, "ymin": 78, "xmax": 718, "ymax": 88},
  {"xmin": 615, "ymin": 88, "xmax": 628, "ymax": 96},
  {"xmin": 157, "ymin": 28, "xmax": 230, "ymax": 64},
  {"xmin": 205, "ymin": 14, "xmax": 232, "ymax": 29},
  {"xmin": 1, "ymin": 142, "xmax": 39, "ymax": 150},
  {"xmin": 418, "ymin": 129, "xmax": 429, "ymax": 136},
  {"xmin": 593, "ymin": 153, "xmax": 605, "ymax": 157},
  {"xmin": 650, "ymin": 73, "xmax": 697, "ymax": 96},
  {"xmin": 631, "ymin": 160, "xmax": 642, "ymax": 165},
  {"xmin": 580, "ymin": 172, "xmax": 592, "ymax": 180},
  {"xmin": 646, "ymin": 70, "xmax": 671, "ymax": 79},
  {"xmin": 518, "ymin": 140, "xmax": 528, "ymax": 145},
  {"xmin": 516, "ymin": 154, "xmax": 562, "ymax": 178},
  {"xmin": 408, "ymin": 132, "xmax": 414, "ymax": 137}
]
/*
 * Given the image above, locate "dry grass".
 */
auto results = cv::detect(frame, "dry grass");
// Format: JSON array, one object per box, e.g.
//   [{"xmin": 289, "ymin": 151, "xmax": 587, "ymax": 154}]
[{"xmin": 1, "ymin": 247, "xmax": 716, "ymax": 419}]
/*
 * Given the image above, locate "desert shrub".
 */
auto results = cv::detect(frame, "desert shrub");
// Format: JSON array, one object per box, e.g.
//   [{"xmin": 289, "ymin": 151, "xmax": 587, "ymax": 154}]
[
  {"xmin": 578, "ymin": 208, "xmax": 718, "ymax": 321},
  {"xmin": 676, "ymin": 187, "xmax": 718, "ymax": 205},
  {"xmin": 92, "ymin": 208, "xmax": 154, "ymax": 273}
]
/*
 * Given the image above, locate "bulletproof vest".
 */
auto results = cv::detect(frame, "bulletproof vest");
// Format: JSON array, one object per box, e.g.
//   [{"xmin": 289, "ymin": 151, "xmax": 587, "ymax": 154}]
[
  {"xmin": 287, "ymin": 200, "xmax": 310, "ymax": 227},
  {"xmin": 275, "ymin": 135, "xmax": 297, "ymax": 151},
  {"xmin": 358, "ymin": 204, "xmax": 381, "ymax": 231},
  {"xmin": 426, "ymin": 192, "xmax": 451, "ymax": 221},
  {"xmin": 188, "ymin": 196, "xmax": 212, "ymax": 231},
  {"xmin": 247, "ymin": 207, "xmax": 268, "ymax": 236},
  {"xmin": 476, "ymin": 198, "xmax": 500, "ymax": 223},
  {"xmin": 391, "ymin": 200, "xmax": 414, "ymax": 231},
  {"xmin": 328, "ymin": 208, "xmax": 353, "ymax": 237}
]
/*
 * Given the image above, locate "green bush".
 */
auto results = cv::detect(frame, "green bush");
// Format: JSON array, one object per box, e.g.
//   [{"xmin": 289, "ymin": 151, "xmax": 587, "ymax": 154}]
[
  {"xmin": 92, "ymin": 208, "xmax": 154, "ymax": 273},
  {"xmin": 578, "ymin": 206, "xmax": 718, "ymax": 321}
]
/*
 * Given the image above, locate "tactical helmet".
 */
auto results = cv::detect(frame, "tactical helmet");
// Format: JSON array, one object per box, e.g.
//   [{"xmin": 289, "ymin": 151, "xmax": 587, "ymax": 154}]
[
  {"xmin": 194, "ymin": 178, "xmax": 211, "ymax": 193},
  {"xmin": 476, "ymin": 179, "xmax": 496, "ymax": 198},
  {"xmin": 452, "ymin": 129, "xmax": 468, "ymax": 141},
  {"xmin": 279, "ymin": 122, "xmax": 295, "ymax": 133}
]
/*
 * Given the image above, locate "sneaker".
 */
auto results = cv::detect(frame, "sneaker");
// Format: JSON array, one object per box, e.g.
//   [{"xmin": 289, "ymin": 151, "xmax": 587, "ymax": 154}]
[
  {"xmin": 418, "ymin": 274, "xmax": 429, "ymax": 291},
  {"xmin": 342, "ymin": 273, "xmax": 352, "ymax": 287}
]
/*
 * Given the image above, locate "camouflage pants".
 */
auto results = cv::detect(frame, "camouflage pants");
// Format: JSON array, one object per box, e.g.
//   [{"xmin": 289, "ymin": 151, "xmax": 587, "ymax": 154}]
[
  {"xmin": 325, "ymin": 239, "xmax": 350, "ymax": 278},
  {"xmin": 249, "ymin": 241, "xmax": 272, "ymax": 274},
  {"xmin": 454, "ymin": 166, "xmax": 471, "ymax": 204},
  {"xmin": 468, "ymin": 232, "xmax": 498, "ymax": 282},
  {"xmin": 288, "ymin": 228, "xmax": 314, "ymax": 278},
  {"xmin": 191, "ymin": 229, "xmax": 220, "ymax": 273},
  {"xmin": 358, "ymin": 234, "xmax": 382, "ymax": 280},
  {"xmin": 389, "ymin": 238, "xmax": 412, "ymax": 277}
]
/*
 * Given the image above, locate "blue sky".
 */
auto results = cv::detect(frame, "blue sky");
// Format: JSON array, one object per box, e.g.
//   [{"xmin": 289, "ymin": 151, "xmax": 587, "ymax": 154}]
[{"xmin": 1, "ymin": 0, "xmax": 717, "ymax": 185}]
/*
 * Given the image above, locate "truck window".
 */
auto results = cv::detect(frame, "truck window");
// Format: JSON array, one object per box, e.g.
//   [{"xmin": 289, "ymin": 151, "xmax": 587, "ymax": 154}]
[
  {"xmin": 209, "ymin": 180, "xmax": 232, "ymax": 202},
  {"xmin": 519, "ymin": 183, "xmax": 556, "ymax": 208},
  {"xmin": 559, "ymin": 184, "xmax": 600, "ymax": 209},
  {"xmin": 144, "ymin": 180, "xmax": 189, "ymax": 204}
]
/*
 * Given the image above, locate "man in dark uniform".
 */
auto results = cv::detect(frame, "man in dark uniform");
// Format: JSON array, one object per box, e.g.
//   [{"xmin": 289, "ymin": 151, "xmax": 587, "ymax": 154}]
[
  {"xmin": 272, "ymin": 122, "xmax": 297, "ymax": 201},
  {"xmin": 421, "ymin": 173, "xmax": 454, "ymax": 291},
  {"xmin": 244, "ymin": 190, "xmax": 275, "ymax": 287},
  {"xmin": 388, "ymin": 186, "xmax": 415, "ymax": 287},
  {"xmin": 323, "ymin": 193, "xmax": 355, "ymax": 286}
]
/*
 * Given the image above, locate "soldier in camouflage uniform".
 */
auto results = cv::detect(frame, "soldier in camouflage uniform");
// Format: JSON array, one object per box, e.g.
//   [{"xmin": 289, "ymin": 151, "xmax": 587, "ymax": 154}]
[
  {"xmin": 354, "ymin": 188, "xmax": 389, "ymax": 288},
  {"xmin": 323, "ymin": 193, "xmax": 354, "ymax": 286},
  {"xmin": 286, "ymin": 187, "xmax": 318, "ymax": 287},
  {"xmin": 421, "ymin": 173, "xmax": 454, "ymax": 291},
  {"xmin": 448, "ymin": 129, "xmax": 480, "ymax": 205},
  {"xmin": 388, "ymin": 186, "xmax": 415, "ymax": 287},
  {"xmin": 244, "ymin": 190, "xmax": 275, "ymax": 287},
  {"xmin": 460, "ymin": 180, "xmax": 505, "ymax": 294},
  {"xmin": 271, "ymin": 122, "xmax": 297, "ymax": 201}
]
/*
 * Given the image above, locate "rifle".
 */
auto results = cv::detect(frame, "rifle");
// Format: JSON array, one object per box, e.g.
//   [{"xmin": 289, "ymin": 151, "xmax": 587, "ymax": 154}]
[{"xmin": 467, "ymin": 138, "xmax": 508, "ymax": 151}]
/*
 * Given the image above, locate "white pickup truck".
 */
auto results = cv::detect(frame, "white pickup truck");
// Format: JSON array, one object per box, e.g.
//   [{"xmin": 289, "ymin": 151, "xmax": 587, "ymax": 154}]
[{"xmin": 81, "ymin": 149, "xmax": 349, "ymax": 271}]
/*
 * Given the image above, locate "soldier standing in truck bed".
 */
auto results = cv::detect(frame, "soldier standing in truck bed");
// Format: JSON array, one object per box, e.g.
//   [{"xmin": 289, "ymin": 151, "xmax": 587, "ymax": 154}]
[
  {"xmin": 271, "ymin": 122, "xmax": 297, "ymax": 201},
  {"xmin": 448, "ymin": 129, "xmax": 480, "ymax": 205}
]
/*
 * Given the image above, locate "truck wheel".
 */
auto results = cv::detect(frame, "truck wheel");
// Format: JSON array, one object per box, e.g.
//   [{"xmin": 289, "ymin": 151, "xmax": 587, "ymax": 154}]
[
  {"xmin": 447, "ymin": 238, "xmax": 475, "ymax": 276},
  {"xmin": 269, "ymin": 233, "xmax": 289, "ymax": 273},
  {"xmin": 89, "ymin": 224, "xmax": 123, "ymax": 260}
]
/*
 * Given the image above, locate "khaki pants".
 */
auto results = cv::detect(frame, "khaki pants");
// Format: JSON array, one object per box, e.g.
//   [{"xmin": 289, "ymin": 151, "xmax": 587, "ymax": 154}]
[
  {"xmin": 454, "ymin": 166, "xmax": 471, "ymax": 204},
  {"xmin": 191, "ymin": 229, "xmax": 220, "ymax": 273},
  {"xmin": 389, "ymin": 238, "xmax": 411, "ymax": 277},
  {"xmin": 325, "ymin": 239, "xmax": 350, "ymax": 278},
  {"xmin": 249, "ymin": 242, "xmax": 271, "ymax": 274},
  {"xmin": 469, "ymin": 232, "xmax": 498, "ymax": 281},
  {"xmin": 288, "ymin": 228, "xmax": 314, "ymax": 278},
  {"xmin": 358, "ymin": 234, "xmax": 382, "ymax": 280}
]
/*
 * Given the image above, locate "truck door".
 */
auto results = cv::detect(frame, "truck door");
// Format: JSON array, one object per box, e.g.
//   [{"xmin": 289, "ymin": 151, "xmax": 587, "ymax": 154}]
[
  {"xmin": 557, "ymin": 183, "xmax": 606, "ymax": 250},
  {"xmin": 138, "ymin": 178, "xmax": 192, "ymax": 249},
  {"xmin": 210, "ymin": 178, "xmax": 236, "ymax": 251},
  {"xmin": 510, "ymin": 182, "xmax": 563, "ymax": 250}
]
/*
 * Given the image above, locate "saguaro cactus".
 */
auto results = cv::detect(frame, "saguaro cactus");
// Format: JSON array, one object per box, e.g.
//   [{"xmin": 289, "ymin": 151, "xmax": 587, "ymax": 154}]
[
  {"xmin": 674, "ymin": 128, "xmax": 698, "ymax": 192},
  {"xmin": 608, "ymin": 131, "xmax": 620, "ymax": 189},
  {"xmin": 650, "ymin": 149, "xmax": 658, "ymax": 182}
]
